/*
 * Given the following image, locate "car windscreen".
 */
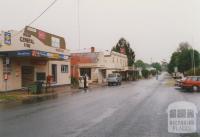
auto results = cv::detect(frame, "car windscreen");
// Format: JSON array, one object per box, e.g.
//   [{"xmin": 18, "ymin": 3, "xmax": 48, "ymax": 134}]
[{"xmin": 108, "ymin": 74, "xmax": 116, "ymax": 77}]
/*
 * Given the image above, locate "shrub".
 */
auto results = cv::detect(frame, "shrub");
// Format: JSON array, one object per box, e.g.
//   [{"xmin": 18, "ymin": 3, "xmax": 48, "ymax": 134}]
[
  {"xmin": 142, "ymin": 69, "xmax": 150, "ymax": 78},
  {"xmin": 71, "ymin": 77, "xmax": 79, "ymax": 87},
  {"xmin": 150, "ymin": 70, "xmax": 157, "ymax": 76}
]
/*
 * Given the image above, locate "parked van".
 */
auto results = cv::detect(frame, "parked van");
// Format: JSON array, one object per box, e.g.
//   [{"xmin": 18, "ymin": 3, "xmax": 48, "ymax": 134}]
[{"xmin": 107, "ymin": 73, "xmax": 122, "ymax": 86}]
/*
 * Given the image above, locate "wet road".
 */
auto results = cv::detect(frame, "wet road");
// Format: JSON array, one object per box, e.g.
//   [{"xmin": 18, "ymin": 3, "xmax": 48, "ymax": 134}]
[{"xmin": 1, "ymin": 73, "xmax": 200, "ymax": 137}]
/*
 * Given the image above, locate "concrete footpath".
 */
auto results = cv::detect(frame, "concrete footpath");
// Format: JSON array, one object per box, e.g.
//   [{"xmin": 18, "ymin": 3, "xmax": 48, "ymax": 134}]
[{"xmin": 0, "ymin": 82, "xmax": 108, "ymax": 105}]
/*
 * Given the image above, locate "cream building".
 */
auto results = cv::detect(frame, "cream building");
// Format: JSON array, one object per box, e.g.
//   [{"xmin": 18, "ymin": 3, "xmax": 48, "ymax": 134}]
[
  {"xmin": 0, "ymin": 26, "xmax": 70, "ymax": 92},
  {"xmin": 104, "ymin": 51, "xmax": 128, "ymax": 76},
  {"xmin": 71, "ymin": 48, "xmax": 129, "ymax": 84}
]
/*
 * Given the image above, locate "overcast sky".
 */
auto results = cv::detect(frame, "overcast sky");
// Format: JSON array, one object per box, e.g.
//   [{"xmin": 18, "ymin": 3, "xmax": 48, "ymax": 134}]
[{"xmin": 1, "ymin": 0, "xmax": 200, "ymax": 63}]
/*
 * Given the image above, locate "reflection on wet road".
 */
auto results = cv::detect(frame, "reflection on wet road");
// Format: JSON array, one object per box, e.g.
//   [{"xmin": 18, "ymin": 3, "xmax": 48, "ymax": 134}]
[{"xmin": 1, "ymin": 73, "xmax": 200, "ymax": 137}]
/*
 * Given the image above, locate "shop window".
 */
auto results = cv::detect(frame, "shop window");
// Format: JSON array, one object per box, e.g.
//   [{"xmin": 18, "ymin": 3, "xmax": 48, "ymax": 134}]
[
  {"xmin": 51, "ymin": 37, "xmax": 60, "ymax": 48},
  {"xmin": 61, "ymin": 65, "xmax": 68, "ymax": 73},
  {"xmin": 3, "ymin": 57, "xmax": 11, "ymax": 74},
  {"xmin": 36, "ymin": 72, "xmax": 46, "ymax": 81}
]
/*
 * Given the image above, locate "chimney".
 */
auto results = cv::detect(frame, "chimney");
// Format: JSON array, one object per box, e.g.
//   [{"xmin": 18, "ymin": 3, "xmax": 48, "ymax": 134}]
[{"xmin": 91, "ymin": 47, "xmax": 95, "ymax": 53}]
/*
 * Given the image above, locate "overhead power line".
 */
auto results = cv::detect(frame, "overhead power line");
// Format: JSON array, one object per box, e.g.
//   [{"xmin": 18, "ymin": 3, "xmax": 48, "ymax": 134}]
[
  {"xmin": 27, "ymin": 0, "xmax": 58, "ymax": 26},
  {"xmin": 13, "ymin": 0, "xmax": 58, "ymax": 38}
]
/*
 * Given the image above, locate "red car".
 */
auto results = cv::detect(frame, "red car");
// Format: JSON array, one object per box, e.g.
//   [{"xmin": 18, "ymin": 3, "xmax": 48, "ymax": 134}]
[{"xmin": 182, "ymin": 76, "xmax": 200, "ymax": 91}]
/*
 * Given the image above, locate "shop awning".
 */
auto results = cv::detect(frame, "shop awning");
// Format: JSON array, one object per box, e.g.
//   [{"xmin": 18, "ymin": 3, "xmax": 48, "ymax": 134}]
[{"xmin": 0, "ymin": 50, "xmax": 69, "ymax": 60}]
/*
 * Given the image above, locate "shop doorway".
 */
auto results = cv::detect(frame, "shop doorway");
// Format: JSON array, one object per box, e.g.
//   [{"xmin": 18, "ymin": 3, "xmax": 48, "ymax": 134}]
[
  {"xmin": 22, "ymin": 66, "xmax": 34, "ymax": 87},
  {"xmin": 52, "ymin": 64, "xmax": 57, "ymax": 82},
  {"xmin": 80, "ymin": 68, "xmax": 91, "ymax": 79}
]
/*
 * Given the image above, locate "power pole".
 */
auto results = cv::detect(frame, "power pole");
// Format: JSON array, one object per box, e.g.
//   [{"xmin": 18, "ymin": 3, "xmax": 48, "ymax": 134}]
[
  {"xmin": 193, "ymin": 48, "xmax": 196, "ymax": 75},
  {"xmin": 77, "ymin": 0, "xmax": 81, "ymax": 49}
]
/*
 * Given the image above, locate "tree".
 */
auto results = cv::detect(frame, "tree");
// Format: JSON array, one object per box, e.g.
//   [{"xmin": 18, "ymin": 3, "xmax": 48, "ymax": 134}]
[
  {"xmin": 151, "ymin": 62, "xmax": 162, "ymax": 71},
  {"xmin": 168, "ymin": 52, "xmax": 180, "ymax": 73},
  {"xmin": 177, "ymin": 49, "xmax": 200, "ymax": 73},
  {"xmin": 135, "ymin": 60, "xmax": 146, "ymax": 69},
  {"xmin": 177, "ymin": 42, "xmax": 191, "ymax": 52},
  {"xmin": 168, "ymin": 42, "xmax": 200, "ymax": 74},
  {"xmin": 142, "ymin": 69, "xmax": 150, "ymax": 78},
  {"xmin": 112, "ymin": 38, "xmax": 135, "ymax": 66}
]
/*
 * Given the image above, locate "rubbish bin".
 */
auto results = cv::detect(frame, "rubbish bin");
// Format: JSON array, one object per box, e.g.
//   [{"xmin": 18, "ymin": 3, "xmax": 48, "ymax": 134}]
[
  {"xmin": 35, "ymin": 81, "xmax": 44, "ymax": 94},
  {"xmin": 28, "ymin": 84, "xmax": 37, "ymax": 94}
]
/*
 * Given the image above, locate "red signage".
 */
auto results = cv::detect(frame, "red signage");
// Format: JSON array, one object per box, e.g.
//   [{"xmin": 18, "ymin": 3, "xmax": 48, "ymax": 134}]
[
  {"xmin": 38, "ymin": 31, "xmax": 46, "ymax": 40},
  {"xmin": 120, "ymin": 48, "xmax": 125, "ymax": 54}
]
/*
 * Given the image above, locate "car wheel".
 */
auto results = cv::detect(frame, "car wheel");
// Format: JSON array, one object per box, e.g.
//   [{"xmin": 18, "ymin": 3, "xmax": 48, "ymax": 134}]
[{"xmin": 192, "ymin": 86, "xmax": 198, "ymax": 92}]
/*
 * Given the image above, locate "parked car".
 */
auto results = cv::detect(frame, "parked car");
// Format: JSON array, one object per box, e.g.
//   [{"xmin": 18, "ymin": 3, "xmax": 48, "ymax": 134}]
[
  {"xmin": 181, "ymin": 76, "xmax": 200, "ymax": 91},
  {"xmin": 107, "ymin": 73, "xmax": 122, "ymax": 86},
  {"xmin": 172, "ymin": 72, "xmax": 183, "ymax": 79},
  {"xmin": 175, "ymin": 77, "xmax": 186, "ymax": 87}
]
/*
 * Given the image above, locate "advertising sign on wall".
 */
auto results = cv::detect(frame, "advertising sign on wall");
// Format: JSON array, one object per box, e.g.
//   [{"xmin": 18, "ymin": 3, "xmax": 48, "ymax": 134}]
[
  {"xmin": 0, "ymin": 34, "xmax": 2, "ymax": 46},
  {"xmin": 38, "ymin": 30, "xmax": 46, "ymax": 40},
  {"xmin": 4, "ymin": 32, "xmax": 11, "ymax": 45},
  {"xmin": 120, "ymin": 47, "xmax": 125, "ymax": 54},
  {"xmin": 16, "ymin": 50, "xmax": 32, "ymax": 56}
]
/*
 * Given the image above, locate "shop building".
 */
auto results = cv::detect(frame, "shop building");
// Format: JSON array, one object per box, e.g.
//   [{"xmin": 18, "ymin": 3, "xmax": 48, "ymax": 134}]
[
  {"xmin": 71, "ymin": 47, "xmax": 106, "ymax": 84},
  {"xmin": 104, "ymin": 51, "xmax": 128, "ymax": 78},
  {"xmin": 0, "ymin": 26, "xmax": 70, "ymax": 91},
  {"xmin": 71, "ymin": 47, "xmax": 136, "ymax": 83}
]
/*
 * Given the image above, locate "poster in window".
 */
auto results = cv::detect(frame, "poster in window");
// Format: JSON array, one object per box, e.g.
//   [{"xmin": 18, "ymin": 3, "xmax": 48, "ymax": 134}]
[{"xmin": 51, "ymin": 37, "xmax": 60, "ymax": 48}]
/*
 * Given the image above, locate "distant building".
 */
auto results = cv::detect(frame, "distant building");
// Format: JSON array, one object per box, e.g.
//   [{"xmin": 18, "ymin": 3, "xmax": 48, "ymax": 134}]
[
  {"xmin": 0, "ymin": 26, "xmax": 71, "ymax": 91},
  {"xmin": 161, "ymin": 59, "xmax": 168, "ymax": 71}
]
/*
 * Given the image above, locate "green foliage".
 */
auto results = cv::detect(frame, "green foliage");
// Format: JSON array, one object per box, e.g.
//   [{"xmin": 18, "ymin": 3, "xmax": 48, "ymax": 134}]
[
  {"xmin": 142, "ymin": 69, "xmax": 150, "ymax": 78},
  {"xmin": 135, "ymin": 60, "xmax": 146, "ymax": 69},
  {"xmin": 112, "ymin": 38, "xmax": 135, "ymax": 66},
  {"xmin": 168, "ymin": 42, "xmax": 200, "ymax": 74},
  {"xmin": 150, "ymin": 70, "xmax": 157, "ymax": 76},
  {"xmin": 71, "ymin": 77, "xmax": 79, "ymax": 87},
  {"xmin": 0, "ymin": 95, "xmax": 18, "ymax": 101},
  {"xmin": 185, "ymin": 68, "xmax": 200, "ymax": 76},
  {"xmin": 151, "ymin": 62, "xmax": 162, "ymax": 71},
  {"xmin": 168, "ymin": 52, "xmax": 180, "ymax": 73}
]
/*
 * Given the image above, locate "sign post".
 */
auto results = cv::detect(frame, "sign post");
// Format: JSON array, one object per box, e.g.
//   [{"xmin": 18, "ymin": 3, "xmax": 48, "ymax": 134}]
[{"xmin": 4, "ymin": 57, "xmax": 9, "ymax": 92}]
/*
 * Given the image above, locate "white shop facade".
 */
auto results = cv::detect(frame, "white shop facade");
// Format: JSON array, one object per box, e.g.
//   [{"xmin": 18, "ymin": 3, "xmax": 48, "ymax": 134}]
[{"xmin": 0, "ymin": 26, "xmax": 71, "ymax": 92}]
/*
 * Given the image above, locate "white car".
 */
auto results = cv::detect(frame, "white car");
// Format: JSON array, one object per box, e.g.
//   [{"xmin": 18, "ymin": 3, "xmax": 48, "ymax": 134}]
[{"xmin": 107, "ymin": 73, "xmax": 122, "ymax": 86}]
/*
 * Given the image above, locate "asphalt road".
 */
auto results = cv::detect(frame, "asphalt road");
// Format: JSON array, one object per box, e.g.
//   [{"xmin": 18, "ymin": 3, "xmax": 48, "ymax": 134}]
[{"xmin": 1, "ymin": 72, "xmax": 200, "ymax": 137}]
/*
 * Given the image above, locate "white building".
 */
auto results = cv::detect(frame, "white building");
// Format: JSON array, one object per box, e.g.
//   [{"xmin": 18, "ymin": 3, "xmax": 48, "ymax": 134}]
[{"xmin": 0, "ymin": 26, "xmax": 71, "ymax": 91}]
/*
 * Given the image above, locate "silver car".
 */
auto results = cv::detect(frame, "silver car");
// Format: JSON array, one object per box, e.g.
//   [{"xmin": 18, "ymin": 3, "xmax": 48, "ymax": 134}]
[{"xmin": 107, "ymin": 73, "xmax": 122, "ymax": 86}]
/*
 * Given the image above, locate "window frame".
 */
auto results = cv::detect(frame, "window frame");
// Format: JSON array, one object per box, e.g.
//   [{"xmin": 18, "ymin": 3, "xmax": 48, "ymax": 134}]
[{"xmin": 61, "ymin": 65, "xmax": 68, "ymax": 73}]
